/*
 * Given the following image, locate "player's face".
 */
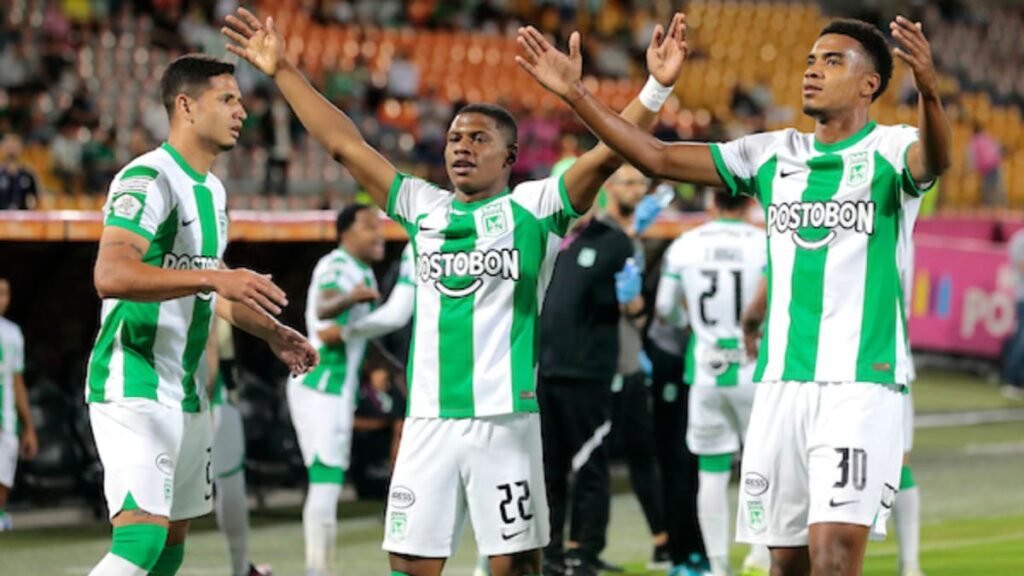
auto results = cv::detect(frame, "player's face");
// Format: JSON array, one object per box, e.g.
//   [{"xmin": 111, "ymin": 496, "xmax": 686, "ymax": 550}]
[
  {"xmin": 802, "ymin": 34, "xmax": 879, "ymax": 119},
  {"xmin": 444, "ymin": 113, "xmax": 514, "ymax": 195},
  {"xmin": 345, "ymin": 209, "xmax": 386, "ymax": 263},
  {"xmin": 606, "ymin": 165, "xmax": 649, "ymax": 212},
  {"xmin": 0, "ymin": 280, "xmax": 9, "ymax": 316},
  {"xmin": 192, "ymin": 74, "xmax": 247, "ymax": 151}
]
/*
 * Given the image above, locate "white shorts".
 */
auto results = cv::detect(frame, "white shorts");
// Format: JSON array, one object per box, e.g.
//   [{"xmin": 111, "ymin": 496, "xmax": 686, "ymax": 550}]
[
  {"xmin": 736, "ymin": 382, "xmax": 903, "ymax": 547},
  {"xmin": 903, "ymin": 393, "xmax": 914, "ymax": 453},
  {"xmin": 383, "ymin": 413, "xmax": 550, "ymax": 558},
  {"xmin": 287, "ymin": 379, "xmax": 355, "ymax": 471},
  {"xmin": 212, "ymin": 403, "xmax": 246, "ymax": 478},
  {"xmin": 686, "ymin": 385, "xmax": 756, "ymax": 455},
  {"xmin": 0, "ymin": 431, "xmax": 17, "ymax": 488},
  {"xmin": 90, "ymin": 399, "xmax": 213, "ymax": 521}
]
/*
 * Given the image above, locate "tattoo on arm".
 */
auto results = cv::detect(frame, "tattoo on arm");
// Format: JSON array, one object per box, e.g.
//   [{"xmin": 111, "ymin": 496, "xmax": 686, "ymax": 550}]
[{"xmin": 102, "ymin": 240, "xmax": 145, "ymax": 257}]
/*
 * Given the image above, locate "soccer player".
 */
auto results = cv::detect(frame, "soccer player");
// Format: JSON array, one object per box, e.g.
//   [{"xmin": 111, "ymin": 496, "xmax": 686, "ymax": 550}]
[
  {"xmin": 286, "ymin": 203, "xmax": 385, "ymax": 576},
  {"xmin": 86, "ymin": 54, "xmax": 318, "ymax": 576},
  {"xmin": 0, "ymin": 277, "xmax": 38, "ymax": 532},
  {"xmin": 205, "ymin": 318, "xmax": 273, "ymax": 576},
  {"xmin": 519, "ymin": 15, "xmax": 951, "ymax": 575},
  {"xmin": 222, "ymin": 7, "xmax": 688, "ymax": 575},
  {"xmin": 658, "ymin": 191, "xmax": 769, "ymax": 576}
]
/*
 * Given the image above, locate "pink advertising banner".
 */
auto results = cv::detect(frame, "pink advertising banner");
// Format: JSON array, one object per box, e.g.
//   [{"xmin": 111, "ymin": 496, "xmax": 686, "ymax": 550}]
[{"xmin": 908, "ymin": 234, "xmax": 1015, "ymax": 359}]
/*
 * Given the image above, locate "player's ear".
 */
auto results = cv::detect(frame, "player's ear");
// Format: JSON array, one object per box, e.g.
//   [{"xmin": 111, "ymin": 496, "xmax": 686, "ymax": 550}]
[
  {"xmin": 505, "ymin": 144, "xmax": 518, "ymax": 167},
  {"xmin": 176, "ymin": 94, "xmax": 194, "ymax": 121},
  {"xmin": 862, "ymin": 72, "xmax": 880, "ymax": 100}
]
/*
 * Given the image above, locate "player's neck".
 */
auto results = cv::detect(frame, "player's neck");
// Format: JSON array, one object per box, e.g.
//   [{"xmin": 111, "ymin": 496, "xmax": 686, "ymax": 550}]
[
  {"xmin": 453, "ymin": 182, "xmax": 508, "ymax": 205},
  {"xmin": 338, "ymin": 241, "xmax": 370, "ymax": 268},
  {"xmin": 166, "ymin": 132, "xmax": 216, "ymax": 177},
  {"xmin": 813, "ymin": 108, "xmax": 871, "ymax": 146}
]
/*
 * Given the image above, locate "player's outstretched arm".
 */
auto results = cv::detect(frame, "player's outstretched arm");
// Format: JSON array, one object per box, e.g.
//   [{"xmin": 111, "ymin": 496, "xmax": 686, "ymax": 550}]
[
  {"xmin": 891, "ymin": 15, "xmax": 951, "ymax": 182},
  {"xmin": 222, "ymin": 7, "xmax": 397, "ymax": 209},
  {"xmin": 215, "ymin": 296, "xmax": 318, "ymax": 376},
  {"xmin": 343, "ymin": 282, "xmax": 414, "ymax": 340},
  {"xmin": 94, "ymin": 226, "xmax": 289, "ymax": 316},
  {"xmin": 517, "ymin": 15, "xmax": 723, "ymax": 190}
]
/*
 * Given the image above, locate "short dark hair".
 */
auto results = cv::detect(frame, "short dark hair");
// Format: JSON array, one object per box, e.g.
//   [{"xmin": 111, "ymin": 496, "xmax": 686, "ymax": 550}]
[
  {"xmin": 713, "ymin": 189, "xmax": 750, "ymax": 212},
  {"xmin": 336, "ymin": 203, "xmax": 374, "ymax": 237},
  {"xmin": 455, "ymin": 103, "xmax": 518, "ymax": 148},
  {"xmin": 819, "ymin": 19, "xmax": 893, "ymax": 101},
  {"xmin": 161, "ymin": 54, "xmax": 236, "ymax": 117}
]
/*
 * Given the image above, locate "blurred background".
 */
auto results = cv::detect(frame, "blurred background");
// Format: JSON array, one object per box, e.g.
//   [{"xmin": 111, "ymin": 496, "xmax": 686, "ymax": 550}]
[{"xmin": 0, "ymin": 1, "xmax": 1022, "ymax": 574}]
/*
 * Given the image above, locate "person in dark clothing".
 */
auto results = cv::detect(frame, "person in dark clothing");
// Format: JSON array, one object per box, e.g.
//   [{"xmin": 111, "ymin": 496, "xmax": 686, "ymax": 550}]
[
  {"xmin": 538, "ymin": 184, "xmax": 642, "ymax": 576},
  {"xmin": 0, "ymin": 135, "xmax": 39, "ymax": 210}
]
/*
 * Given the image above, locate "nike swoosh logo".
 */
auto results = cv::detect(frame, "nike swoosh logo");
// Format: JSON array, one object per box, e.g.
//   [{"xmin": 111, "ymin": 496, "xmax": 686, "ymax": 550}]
[
  {"xmin": 500, "ymin": 528, "xmax": 528, "ymax": 541},
  {"xmin": 829, "ymin": 498, "xmax": 859, "ymax": 508},
  {"xmin": 182, "ymin": 217, "xmax": 198, "ymax": 227},
  {"xmin": 780, "ymin": 169, "xmax": 804, "ymax": 178}
]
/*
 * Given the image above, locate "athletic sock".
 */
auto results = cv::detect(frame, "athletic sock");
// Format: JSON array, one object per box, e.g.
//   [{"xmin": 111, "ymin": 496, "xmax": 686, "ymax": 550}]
[
  {"xmin": 149, "ymin": 542, "xmax": 185, "ymax": 576},
  {"xmin": 744, "ymin": 544, "xmax": 771, "ymax": 570},
  {"xmin": 895, "ymin": 465, "xmax": 921, "ymax": 573},
  {"xmin": 89, "ymin": 554, "xmax": 149, "ymax": 576},
  {"xmin": 215, "ymin": 471, "xmax": 251, "ymax": 576},
  {"xmin": 303, "ymin": 483, "xmax": 341, "ymax": 573},
  {"xmin": 697, "ymin": 464, "xmax": 732, "ymax": 576},
  {"xmin": 89, "ymin": 523, "xmax": 168, "ymax": 576}
]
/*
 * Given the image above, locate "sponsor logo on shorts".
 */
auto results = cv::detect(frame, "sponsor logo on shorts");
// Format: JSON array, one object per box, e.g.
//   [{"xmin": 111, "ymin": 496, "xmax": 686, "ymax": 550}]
[
  {"xmin": 155, "ymin": 453, "xmax": 174, "ymax": 476},
  {"xmin": 743, "ymin": 472, "xmax": 769, "ymax": 496},
  {"xmin": 747, "ymin": 500, "xmax": 766, "ymax": 533},
  {"xmin": 388, "ymin": 511, "xmax": 408, "ymax": 542},
  {"xmin": 389, "ymin": 486, "xmax": 416, "ymax": 510},
  {"xmin": 880, "ymin": 482, "xmax": 897, "ymax": 510}
]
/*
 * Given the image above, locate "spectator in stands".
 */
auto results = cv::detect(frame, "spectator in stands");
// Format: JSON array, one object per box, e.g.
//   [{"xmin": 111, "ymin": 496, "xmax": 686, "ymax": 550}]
[
  {"xmin": 0, "ymin": 135, "xmax": 39, "ymax": 210},
  {"xmin": 82, "ymin": 127, "xmax": 117, "ymax": 195},
  {"xmin": 49, "ymin": 118, "xmax": 83, "ymax": 195},
  {"xmin": 386, "ymin": 47, "xmax": 419, "ymax": 100},
  {"xmin": 968, "ymin": 121, "xmax": 1004, "ymax": 208},
  {"xmin": 1003, "ymin": 228, "xmax": 1024, "ymax": 401}
]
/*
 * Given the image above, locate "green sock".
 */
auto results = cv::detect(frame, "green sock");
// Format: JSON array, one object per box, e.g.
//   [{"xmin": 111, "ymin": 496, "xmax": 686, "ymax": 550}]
[
  {"xmin": 148, "ymin": 542, "xmax": 185, "ymax": 576},
  {"xmin": 899, "ymin": 464, "xmax": 916, "ymax": 490},
  {"xmin": 110, "ymin": 524, "xmax": 168, "ymax": 571},
  {"xmin": 391, "ymin": 572, "xmax": 411, "ymax": 576}
]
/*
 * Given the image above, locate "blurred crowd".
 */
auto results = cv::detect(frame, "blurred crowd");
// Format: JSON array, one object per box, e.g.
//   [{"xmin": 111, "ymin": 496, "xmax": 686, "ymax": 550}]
[{"xmin": 0, "ymin": 0, "xmax": 1020, "ymax": 211}]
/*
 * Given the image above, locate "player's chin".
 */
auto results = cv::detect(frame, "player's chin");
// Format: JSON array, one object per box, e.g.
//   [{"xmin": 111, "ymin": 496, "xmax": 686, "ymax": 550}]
[
  {"xmin": 802, "ymin": 102, "xmax": 827, "ymax": 118},
  {"xmin": 217, "ymin": 134, "xmax": 240, "ymax": 151}
]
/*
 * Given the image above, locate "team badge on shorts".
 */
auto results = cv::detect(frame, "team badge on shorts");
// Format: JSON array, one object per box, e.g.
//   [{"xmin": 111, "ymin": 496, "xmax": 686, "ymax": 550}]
[
  {"xmin": 389, "ymin": 512, "xmax": 408, "ymax": 542},
  {"xmin": 747, "ymin": 500, "xmax": 767, "ymax": 534}
]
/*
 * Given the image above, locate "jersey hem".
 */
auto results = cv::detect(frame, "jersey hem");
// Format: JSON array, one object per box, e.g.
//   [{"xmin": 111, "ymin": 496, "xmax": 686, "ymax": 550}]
[
  {"xmin": 406, "ymin": 407, "xmax": 540, "ymax": 419},
  {"xmin": 84, "ymin": 396, "xmax": 206, "ymax": 414}
]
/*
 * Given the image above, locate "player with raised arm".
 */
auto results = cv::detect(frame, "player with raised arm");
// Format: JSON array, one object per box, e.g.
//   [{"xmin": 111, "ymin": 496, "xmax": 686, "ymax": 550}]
[
  {"xmin": 286, "ymin": 203, "xmax": 385, "ymax": 576},
  {"xmin": 222, "ymin": 7, "xmax": 687, "ymax": 576},
  {"xmin": 0, "ymin": 277, "xmax": 38, "ymax": 532},
  {"xmin": 658, "ymin": 191, "xmax": 769, "ymax": 576},
  {"xmin": 85, "ymin": 54, "xmax": 317, "ymax": 576},
  {"xmin": 519, "ymin": 14, "xmax": 951, "ymax": 576}
]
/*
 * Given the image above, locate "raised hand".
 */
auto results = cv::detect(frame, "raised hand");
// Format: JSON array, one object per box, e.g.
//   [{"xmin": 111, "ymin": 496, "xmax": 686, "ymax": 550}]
[
  {"xmin": 646, "ymin": 13, "xmax": 689, "ymax": 88},
  {"xmin": 890, "ymin": 15, "xmax": 938, "ymax": 99},
  {"xmin": 222, "ymin": 7, "xmax": 286, "ymax": 77},
  {"xmin": 515, "ymin": 27, "xmax": 583, "ymax": 99},
  {"xmin": 270, "ymin": 323, "xmax": 319, "ymax": 377}
]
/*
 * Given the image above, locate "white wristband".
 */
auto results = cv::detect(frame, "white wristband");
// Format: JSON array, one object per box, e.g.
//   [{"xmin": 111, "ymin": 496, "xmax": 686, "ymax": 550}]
[{"xmin": 639, "ymin": 75, "xmax": 673, "ymax": 112}]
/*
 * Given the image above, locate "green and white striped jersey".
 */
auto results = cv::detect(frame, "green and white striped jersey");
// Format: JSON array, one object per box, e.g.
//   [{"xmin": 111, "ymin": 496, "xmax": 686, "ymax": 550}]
[
  {"xmin": 662, "ymin": 220, "xmax": 766, "ymax": 387},
  {"xmin": 297, "ymin": 247, "xmax": 377, "ymax": 397},
  {"xmin": 709, "ymin": 122, "xmax": 931, "ymax": 385},
  {"xmin": 0, "ymin": 316, "xmax": 25, "ymax": 435},
  {"xmin": 387, "ymin": 173, "xmax": 580, "ymax": 418},
  {"xmin": 86, "ymin": 142, "xmax": 229, "ymax": 412}
]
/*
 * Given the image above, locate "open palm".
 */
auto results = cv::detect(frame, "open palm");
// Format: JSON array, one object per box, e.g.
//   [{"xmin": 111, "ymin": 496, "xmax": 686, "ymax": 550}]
[
  {"xmin": 515, "ymin": 27, "xmax": 583, "ymax": 99},
  {"xmin": 222, "ymin": 7, "xmax": 285, "ymax": 77},
  {"xmin": 646, "ymin": 13, "xmax": 689, "ymax": 87}
]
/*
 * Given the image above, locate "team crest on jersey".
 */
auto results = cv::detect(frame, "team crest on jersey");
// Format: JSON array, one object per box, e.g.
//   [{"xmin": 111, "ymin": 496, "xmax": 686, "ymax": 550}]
[
  {"xmin": 846, "ymin": 151, "xmax": 870, "ymax": 187},
  {"xmin": 418, "ymin": 249, "xmax": 520, "ymax": 298},
  {"xmin": 111, "ymin": 194, "xmax": 143, "ymax": 220},
  {"xmin": 479, "ymin": 203, "xmax": 509, "ymax": 237},
  {"xmin": 766, "ymin": 200, "xmax": 875, "ymax": 250}
]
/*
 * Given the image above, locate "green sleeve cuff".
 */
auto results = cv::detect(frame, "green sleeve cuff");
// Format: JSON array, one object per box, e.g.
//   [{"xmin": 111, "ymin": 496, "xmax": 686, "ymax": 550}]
[
  {"xmin": 709, "ymin": 143, "xmax": 740, "ymax": 197},
  {"xmin": 104, "ymin": 217, "xmax": 155, "ymax": 242},
  {"xmin": 386, "ymin": 172, "xmax": 407, "ymax": 222},
  {"xmin": 901, "ymin": 143, "xmax": 937, "ymax": 198},
  {"xmin": 557, "ymin": 173, "xmax": 585, "ymax": 219}
]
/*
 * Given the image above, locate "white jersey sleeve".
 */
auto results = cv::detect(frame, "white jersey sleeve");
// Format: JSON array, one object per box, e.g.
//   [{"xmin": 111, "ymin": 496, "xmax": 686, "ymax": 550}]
[
  {"xmin": 103, "ymin": 164, "xmax": 174, "ymax": 241},
  {"xmin": 876, "ymin": 124, "xmax": 936, "ymax": 200},
  {"xmin": 386, "ymin": 173, "xmax": 450, "ymax": 228},
  {"xmin": 509, "ymin": 174, "xmax": 583, "ymax": 238},
  {"xmin": 344, "ymin": 244, "xmax": 415, "ymax": 340},
  {"xmin": 656, "ymin": 237, "xmax": 689, "ymax": 328},
  {"xmin": 709, "ymin": 130, "xmax": 790, "ymax": 198},
  {"xmin": 12, "ymin": 325, "xmax": 23, "ymax": 374}
]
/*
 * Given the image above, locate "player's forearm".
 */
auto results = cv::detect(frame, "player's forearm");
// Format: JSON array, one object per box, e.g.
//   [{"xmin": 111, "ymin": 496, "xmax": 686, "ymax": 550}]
[
  {"xmin": 344, "ymin": 285, "xmax": 414, "ymax": 340},
  {"xmin": 317, "ymin": 291, "xmax": 363, "ymax": 320},
  {"xmin": 916, "ymin": 91, "xmax": 952, "ymax": 179},
  {"xmin": 216, "ymin": 297, "xmax": 277, "ymax": 342},
  {"xmin": 94, "ymin": 258, "xmax": 215, "ymax": 301},
  {"xmin": 654, "ymin": 277, "xmax": 682, "ymax": 326},
  {"xmin": 589, "ymin": 98, "xmax": 659, "ymax": 170},
  {"xmin": 13, "ymin": 375, "xmax": 35, "ymax": 434}
]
